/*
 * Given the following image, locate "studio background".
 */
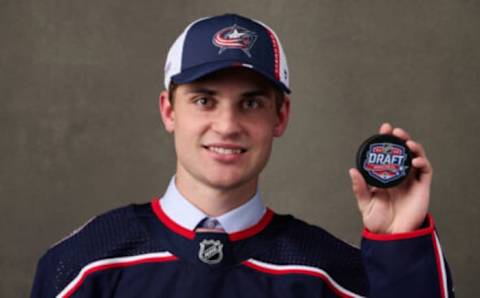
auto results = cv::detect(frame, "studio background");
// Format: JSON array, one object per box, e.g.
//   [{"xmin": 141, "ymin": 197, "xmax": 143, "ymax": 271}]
[{"xmin": 1, "ymin": 0, "xmax": 479, "ymax": 296}]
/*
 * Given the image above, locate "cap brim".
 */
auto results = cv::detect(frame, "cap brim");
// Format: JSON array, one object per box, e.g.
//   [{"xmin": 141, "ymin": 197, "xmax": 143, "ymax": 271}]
[{"xmin": 171, "ymin": 61, "xmax": 291, "ymax": 94}]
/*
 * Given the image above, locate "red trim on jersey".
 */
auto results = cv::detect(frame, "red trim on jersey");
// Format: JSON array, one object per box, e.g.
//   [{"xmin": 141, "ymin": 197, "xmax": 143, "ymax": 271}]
[
  {"xmin": 362, "ymin": 214, "xmax": 434, "ymax": 241},
  {"xmin": 62, "ymin": 254, "xmax": 178, "ymax": 298},
  {"xmin": 266, "ymin": 30, "xmax": 280, "ymax": 80},
  {"xmin": 431, "ymin": 233, "xmax": 447, "ymax": 298},
  {"xmin": 151, "ymin": 199, "xmax": 196, "ymax": 240},
  {"xmin": 151, "ymin": 199, "xmax": 274, "ymax": 242},
  {"xmin": 243, "ymin": 260, "xmax": 356, "ymax": 298},
  {"xmin": 228, "ymin": 208, "xmax": 274, "ymax": 241}
]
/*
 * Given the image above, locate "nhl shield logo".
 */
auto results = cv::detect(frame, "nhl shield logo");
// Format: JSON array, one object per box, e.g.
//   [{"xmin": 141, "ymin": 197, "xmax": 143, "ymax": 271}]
[
  {"xmin": 212, "ymin": 24, "xmax": 257, "ymax": 57},
  {"xmin": 198, "ymin": 239, "xmax": 223, "ymax": 265},
  {"xmin": 363, "ymin": 143, "xmax": 408, "ymax": 184}
]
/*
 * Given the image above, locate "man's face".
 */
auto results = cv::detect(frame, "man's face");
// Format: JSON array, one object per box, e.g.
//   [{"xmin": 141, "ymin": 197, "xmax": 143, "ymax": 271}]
[{"xmin": 159, "ymin": 68, "xmax": 290, "ymax": 192}]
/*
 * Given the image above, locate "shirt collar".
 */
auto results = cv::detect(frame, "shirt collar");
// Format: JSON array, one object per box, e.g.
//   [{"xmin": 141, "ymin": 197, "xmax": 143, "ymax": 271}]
[{"xmin": 159, "ymin": 177, "xmax": 266, "ymax": 234}]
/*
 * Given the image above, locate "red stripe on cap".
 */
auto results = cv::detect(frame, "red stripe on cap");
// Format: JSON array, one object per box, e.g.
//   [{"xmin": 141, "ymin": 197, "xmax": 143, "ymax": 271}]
[
  {"xmin": 228, "ymin": 208, "xmax": 274, "ymax": 241},
  {"xmin": 362, "ymin": 214, "xmax": 435, "ymax": 241},
  {"xmin": 266, "ymin": 30, "xmax": 280, "ymax": 81},
  {"xmin": 151, "ymin": 198, "xmax": 196, "ymax": 240}
]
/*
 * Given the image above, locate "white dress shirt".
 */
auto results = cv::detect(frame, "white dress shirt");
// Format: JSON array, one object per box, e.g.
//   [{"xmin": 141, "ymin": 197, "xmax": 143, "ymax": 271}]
[{"xmin": 160, "ymin": 177, "xmax": 266, "ymax": 233}]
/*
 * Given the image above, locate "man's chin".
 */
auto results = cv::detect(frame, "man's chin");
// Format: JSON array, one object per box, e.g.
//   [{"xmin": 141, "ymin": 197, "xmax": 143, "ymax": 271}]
[{"xmin": 203, "ymin": 174, "xmax": 256, "ymax": 192}]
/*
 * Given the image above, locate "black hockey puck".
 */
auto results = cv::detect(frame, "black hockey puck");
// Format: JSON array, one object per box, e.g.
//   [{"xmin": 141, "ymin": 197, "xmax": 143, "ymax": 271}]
[{"xmin": 356, "ymin": 134, "xmax": 412, "ymax": 188}]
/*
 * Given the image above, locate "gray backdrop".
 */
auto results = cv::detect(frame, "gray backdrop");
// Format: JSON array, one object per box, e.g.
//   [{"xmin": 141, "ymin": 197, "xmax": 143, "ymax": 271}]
[{"xmin": 2, "ymin": 0, "xmax": 479, "ymax": 296}]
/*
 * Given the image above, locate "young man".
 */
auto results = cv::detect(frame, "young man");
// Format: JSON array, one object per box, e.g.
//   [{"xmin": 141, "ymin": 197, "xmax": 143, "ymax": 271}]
[{"xmin": 32, "ymin": 14, "xmax": 453, "ymax": 297}]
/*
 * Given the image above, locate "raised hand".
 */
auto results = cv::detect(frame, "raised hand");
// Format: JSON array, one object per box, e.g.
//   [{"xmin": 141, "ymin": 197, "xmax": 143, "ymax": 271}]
[{"xmin": 349, "ymin": 123, "xmax": 432, "ymax": 234}]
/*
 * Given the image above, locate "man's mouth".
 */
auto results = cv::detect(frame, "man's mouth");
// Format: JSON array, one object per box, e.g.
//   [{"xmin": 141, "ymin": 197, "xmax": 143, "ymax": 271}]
[{"xmin": 203, "ymin": 145, "xmax": 247, "ymax": 155}]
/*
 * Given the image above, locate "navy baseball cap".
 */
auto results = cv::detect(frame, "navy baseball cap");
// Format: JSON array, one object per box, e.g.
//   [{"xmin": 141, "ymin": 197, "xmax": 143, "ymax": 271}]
[{"xmin": 164, "ymin": 14, "xmax": 290, "ymax": 93}]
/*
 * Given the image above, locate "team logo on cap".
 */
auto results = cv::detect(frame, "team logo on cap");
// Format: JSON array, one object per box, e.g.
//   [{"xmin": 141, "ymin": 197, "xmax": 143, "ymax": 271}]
[
  {"xmin": 363, "ymin": 143, "xmax": 409, "ymax": 183},
  {"xmin": 212, "ymin": 24, "xmax": 257, "ymax": 57},
  {"xmin": 198, "ymin": 239, "xmax": 223, "ymax": 265}
]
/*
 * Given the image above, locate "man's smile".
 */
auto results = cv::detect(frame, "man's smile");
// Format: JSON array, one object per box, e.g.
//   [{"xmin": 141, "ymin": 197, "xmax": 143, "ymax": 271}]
[{"xmin": 203, "ymin": 144, "xmax": 248, "ymax": 156}]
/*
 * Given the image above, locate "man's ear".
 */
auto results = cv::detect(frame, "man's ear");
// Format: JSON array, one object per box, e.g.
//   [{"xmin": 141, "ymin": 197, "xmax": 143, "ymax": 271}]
[
  {"xmin": 273, "ymin": 96, "xmax": 290, "ymax": 137},
  {"xmin": 159, "ymin": 90, "xmax": 175, "ymax": 133}
]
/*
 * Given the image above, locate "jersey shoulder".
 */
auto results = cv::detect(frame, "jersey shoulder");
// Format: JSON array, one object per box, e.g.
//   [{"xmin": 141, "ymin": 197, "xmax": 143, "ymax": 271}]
[
  {"xmin": 258, "ymin": 213, "xmax": 368, "ymax": 294},
  {"xmin": 48, "ymin": 203, "xmax": 150, "ymax": 253},
  {"xmin": 267, "ymin": 214, "xmax": 362, "ymax": 263},
  {"xmin": 38, "ymin": 203, "xmax": 153, "ymax": 293}
]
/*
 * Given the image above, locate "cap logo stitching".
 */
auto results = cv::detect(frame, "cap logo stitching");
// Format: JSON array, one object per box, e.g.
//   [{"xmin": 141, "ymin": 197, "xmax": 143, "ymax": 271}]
[
  {"xmin": 363, "ymin": 143, "xmax": 409, "ymax": 183},
  {"xmin": 212, "ymin": 24, "xmax": 257, "ymax": 58}
]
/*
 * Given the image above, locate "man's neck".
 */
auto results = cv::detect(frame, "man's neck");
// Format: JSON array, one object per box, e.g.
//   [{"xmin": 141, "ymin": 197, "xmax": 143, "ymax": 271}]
[{"xmin": 174, "ymin": 172, "xmax": 258, "ymax": 217}]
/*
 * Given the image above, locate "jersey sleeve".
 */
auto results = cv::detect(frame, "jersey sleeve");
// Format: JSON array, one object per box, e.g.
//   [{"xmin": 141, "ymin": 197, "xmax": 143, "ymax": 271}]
[
  {"xmin": 31, "ymin": 252, "xmax": 58, "ymax": 298},
  {"xmin": 361, "ymin": 214, "xmax": 454, "ymax": 298}
]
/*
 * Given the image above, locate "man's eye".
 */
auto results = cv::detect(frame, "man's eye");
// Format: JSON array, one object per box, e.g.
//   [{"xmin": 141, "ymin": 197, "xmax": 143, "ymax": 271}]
[
  {"xmin": 243, "ymin": 99, "xmax": 261, "ymax": 109},
  {"xmin": 194, "ymin": 97, "xmax": 211, "ymax": 107}
]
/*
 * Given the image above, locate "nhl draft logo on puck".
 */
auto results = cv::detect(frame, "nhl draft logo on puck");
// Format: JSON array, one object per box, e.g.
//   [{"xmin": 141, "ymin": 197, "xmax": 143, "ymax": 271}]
[
  {"xmin": 356, "ymin": 134, "xmax": 412, "ymax": 188},
  {"xmin": 212, "ymin": 24, "xmax": 257, "ymax": 57},
  {"xmin": 198, "ymin": 239, "xmax": 224, "ymax": 265}
]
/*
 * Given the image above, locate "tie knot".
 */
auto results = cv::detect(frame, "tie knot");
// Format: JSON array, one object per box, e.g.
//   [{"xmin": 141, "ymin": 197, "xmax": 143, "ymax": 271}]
[
  {"xmin": 197, "ymin": 217, "xmax": 225, "ymax": 232},
  {"xmin": 202, "ymin": 218, "xmax": 221, "ymax": 229}
]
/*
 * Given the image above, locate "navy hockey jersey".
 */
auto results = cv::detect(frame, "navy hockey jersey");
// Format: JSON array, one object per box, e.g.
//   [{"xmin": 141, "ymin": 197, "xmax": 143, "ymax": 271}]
[{"xmin": 31, "ymin": 199, "xmax": 453, "ymax": 297}]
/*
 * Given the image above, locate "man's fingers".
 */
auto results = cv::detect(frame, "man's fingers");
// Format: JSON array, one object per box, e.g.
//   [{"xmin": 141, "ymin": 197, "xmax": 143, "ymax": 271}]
[
  {"xmin": 392, "ymin": 127, "xmax": 411, "ymax": 141},
  {"xmin": 379, "ymin": 122, "xmax": 393, "ymax": 134},
  {"xmin": 379, "ymin": 124, "xmax": 412, "ymax": 143},
  {"xmin": 412, "ymin": 157, "xmax": 433, "ymax": 175},
  {"xmin": 349, "ymin": 168, "xmax": 372, "ymax": 212},
  {"xmin": 407, "ymin": 140, "xmax": 427, "ymax": 158}
]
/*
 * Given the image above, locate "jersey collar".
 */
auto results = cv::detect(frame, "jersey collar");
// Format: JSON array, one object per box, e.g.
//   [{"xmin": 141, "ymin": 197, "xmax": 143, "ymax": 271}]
[{"xmin": 159, "ymin": 176, "xmax": 266, "ymax": 234}]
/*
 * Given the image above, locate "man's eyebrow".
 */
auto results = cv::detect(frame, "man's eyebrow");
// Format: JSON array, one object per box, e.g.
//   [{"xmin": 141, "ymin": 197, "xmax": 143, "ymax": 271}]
[
  {"xmin": 185, "ymin": 87, "xmax": 217, "ymax": 95},
  {"xmin": 184, "ymin": 88, "xmax": 272, "ymax": 98},
  {"xmin": 242, "ymin": 89, "xmax": 272, "ymax": 98}
]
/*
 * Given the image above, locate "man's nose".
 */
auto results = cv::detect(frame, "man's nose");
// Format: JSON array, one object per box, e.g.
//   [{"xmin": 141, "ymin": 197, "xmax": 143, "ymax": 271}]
[{"xmin": 212, "ymin": 107, "xmax": 243, "ymax": 137}]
